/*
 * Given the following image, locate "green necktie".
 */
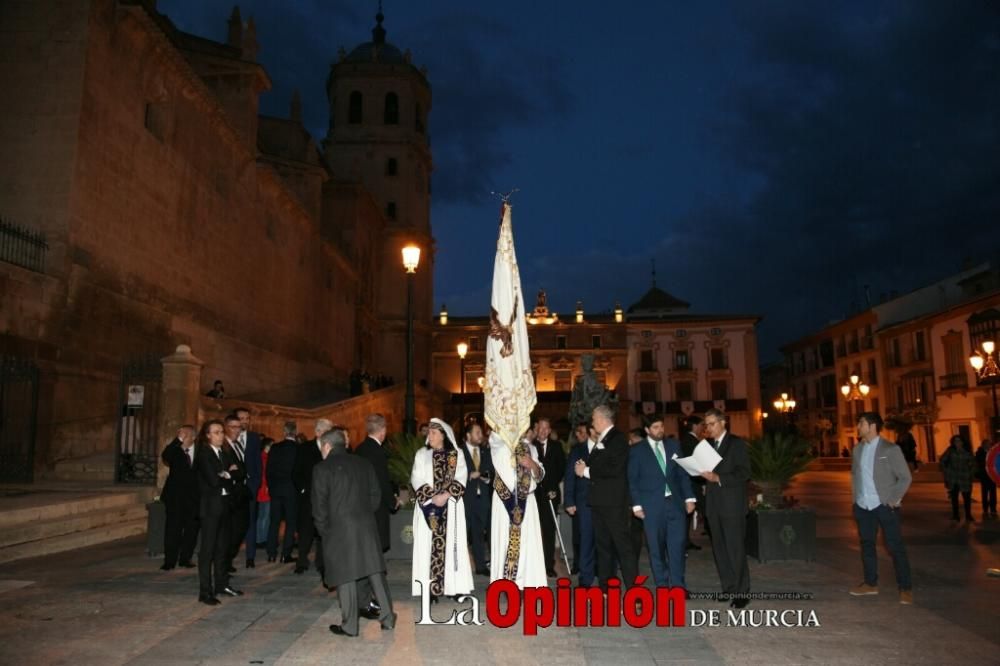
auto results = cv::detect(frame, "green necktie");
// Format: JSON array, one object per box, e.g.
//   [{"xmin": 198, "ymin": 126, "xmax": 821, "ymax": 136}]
[{"xmin": 653, "ymin": 441, "xmax": 672, "ymax": 497}]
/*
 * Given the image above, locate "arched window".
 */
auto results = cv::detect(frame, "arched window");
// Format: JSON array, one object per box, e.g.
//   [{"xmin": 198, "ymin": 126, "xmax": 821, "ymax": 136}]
[
  {"xmin": 386, "ymin": 158, "xmax": 398, "ymax": 176},
  {"xmin": 384, "ymin": 92, "xmax": 399, "ymax": 124},
  {"xmin": 348, "ymin": 91, "xmax": 363, "ymax": 124},
  {"xmin": 415, "ymin": 103, "xmax": 424, "ymax": 133}
]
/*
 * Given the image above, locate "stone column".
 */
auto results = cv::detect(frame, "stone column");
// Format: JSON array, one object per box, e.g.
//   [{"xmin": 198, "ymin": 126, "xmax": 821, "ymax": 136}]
[{"xmin": 157, "ymin": 345, "xmax": 204, "ymax": 490}]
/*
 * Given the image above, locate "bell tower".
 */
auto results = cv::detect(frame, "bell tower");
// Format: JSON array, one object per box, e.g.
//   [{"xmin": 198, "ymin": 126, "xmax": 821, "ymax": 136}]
[{"xmin": 324, "ymin": 8, "xmax": 433, "ymax": 385}]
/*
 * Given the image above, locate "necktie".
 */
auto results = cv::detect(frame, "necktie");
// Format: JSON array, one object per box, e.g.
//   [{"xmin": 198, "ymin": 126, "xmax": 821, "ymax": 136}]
[
  {"xmin": 234, "ymin": 441, "xmax": 244, "ymax": 462},
  {"xmin": 472, "ymin": 446, "xmax": 480, "ymax": 471},
  {"xmin": 186, "ymin": 447, "xmax": 193, "ymax": 467},
  {"xmin": 714, "ymin": 439, "xmax": 721, "ymax": 450},
  {"xmin": 652, "ymin": 441, "xmax": 671, "ymax": 497}
]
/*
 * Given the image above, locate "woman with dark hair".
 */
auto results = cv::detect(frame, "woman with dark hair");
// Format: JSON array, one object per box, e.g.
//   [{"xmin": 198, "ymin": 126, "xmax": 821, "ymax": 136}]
[
  {"xmin": 941, "ymin": 435, "xmax": 976, "ymax": 522},
  {"xmin": 410, "ymin": 418, "xmax": 473, "ymax": 602}
]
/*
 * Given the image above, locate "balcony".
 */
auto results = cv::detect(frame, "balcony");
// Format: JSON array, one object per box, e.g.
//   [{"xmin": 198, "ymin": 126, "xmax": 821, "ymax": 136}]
[{"xmin": 939, "ymin": 373, "xmax": 968, "ymax": 391}]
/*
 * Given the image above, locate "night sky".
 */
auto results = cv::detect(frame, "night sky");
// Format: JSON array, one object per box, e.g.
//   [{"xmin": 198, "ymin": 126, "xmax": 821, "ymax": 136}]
[{"xmin": 161, "ymin": 1, "xmax": 1000, "ymax": 361}]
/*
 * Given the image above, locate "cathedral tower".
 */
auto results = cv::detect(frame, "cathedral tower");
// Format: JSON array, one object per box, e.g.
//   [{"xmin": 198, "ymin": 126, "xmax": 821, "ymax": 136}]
[{"xmin": 324, "ymin": 9, "xmax": 433, "ymax": 385}]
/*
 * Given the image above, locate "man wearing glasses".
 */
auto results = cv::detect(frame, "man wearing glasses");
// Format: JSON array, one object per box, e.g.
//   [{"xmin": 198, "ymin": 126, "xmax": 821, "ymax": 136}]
[{"xmin": 700, "ymin": 408, "xmax": 751, "ymax": 608}]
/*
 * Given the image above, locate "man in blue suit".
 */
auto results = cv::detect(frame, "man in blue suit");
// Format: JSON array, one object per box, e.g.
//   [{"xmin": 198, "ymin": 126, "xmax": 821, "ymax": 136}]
[
  {"xmin": 628, "ymin": 414, "xmax": 696, "ymax": 590},
  {"xmin": 234, "ymin": 407, "xmax": 263, "ymax": 568},
  {"xmin": 565, "ymin": 423, "xmax": 597, "ymax": 586},
  {"xmin": 458, "ymin": 421, "xmax": 494, "ymax": 575}
]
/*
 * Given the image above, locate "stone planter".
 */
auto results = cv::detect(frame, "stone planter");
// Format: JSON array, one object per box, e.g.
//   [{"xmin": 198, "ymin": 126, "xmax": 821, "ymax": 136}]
[
  {"xmin": 146, "ymin": 501, "xmax": 165, "ymax": 557},
  {"xmin": 387, "ymin": 507, "xmax": 415, "ymax": 560},
  {"xmin": 746, "ymin": 508, "xmax": 816, "ymax": 563}
]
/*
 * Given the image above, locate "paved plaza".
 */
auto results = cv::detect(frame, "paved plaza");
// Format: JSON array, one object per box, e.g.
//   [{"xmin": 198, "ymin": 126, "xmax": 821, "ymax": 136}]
[{"xmin": 0, "ymin": 471, "xmax": 996, "ymax": 665}]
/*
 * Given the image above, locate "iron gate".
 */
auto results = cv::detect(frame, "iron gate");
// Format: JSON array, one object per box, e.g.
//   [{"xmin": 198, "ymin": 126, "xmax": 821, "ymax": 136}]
[
  {"xmin": 0, "ymin": 356, "xmax": 39, "ymax": 482},
  {"xmin": 114, "ymin": 355, "xmax": 162, "ymax": 484}
]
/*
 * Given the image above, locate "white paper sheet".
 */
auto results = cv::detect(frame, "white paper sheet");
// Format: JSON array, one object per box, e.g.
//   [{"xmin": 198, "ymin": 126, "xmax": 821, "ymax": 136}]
[{"xmin": 675, "ymin": 439, "xmax": 723, "ymax": 477}]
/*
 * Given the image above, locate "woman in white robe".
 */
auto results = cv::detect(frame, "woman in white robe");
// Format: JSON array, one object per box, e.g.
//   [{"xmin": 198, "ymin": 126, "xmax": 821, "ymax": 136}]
[
  {"xmin": 489, "ymin": 431, "xmax": 548, "ymax": 589},
  {"xmin": 411, "ymin": 418, "xmax": 474, "ymax": 600}
]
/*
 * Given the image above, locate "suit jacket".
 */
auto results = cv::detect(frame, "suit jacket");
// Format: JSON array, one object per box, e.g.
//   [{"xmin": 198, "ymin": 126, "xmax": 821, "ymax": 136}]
[
  {"xmin": 628, "ymin": 437, "xmax": 694, "ymax": 515},
  {"xmin": 312, "ymin": 451, "xmax": 386, "ymax": 586},
  {"xmin": 564, "ymin": 441, "xmax": 592, "ymax": 509},
  {"xmin": 196, "ymin": 445, "xmax": 239, "ymax": 517},
  {"xmin": 534, "ymin": 437, "xmax": 567, "ymax": 506},
  {"xmin": 851, "ymin": 437, "xmax": 912, "ymax": 506},
  {"xmin": 704, "ymin": 432, "xmax": 750, "ymax": 517},
  {"xmin": 243, "ymin": 431, "xmax": 262, "ymax": 495},
  {"xmin": 160, "ymin": 438, "xmax": 199, "ymax": 504},
  {"xmin": 680, "ymin": 432, "xmax": 700, "ymax": 458},
  {"xmin": 587, "ymin": 427, "xmax": 631, "ymax": 507},
  {"xmin": 353, "ymin": 436, "xmax": 396, "ymax": 551},
  {"xmin": 293, "ymin": 439, "xmax": 324, "ymax": 499},
  {"xmin": 458, "ymin": 441, "xmax": 494, "ymax": 503},
  {"xmin": 225, "ymin": 440, "xmax": 250, "ymax": 504},
  {"xmin": 266, "ymin": 438, "xmax": 298, "ymax": 497}
]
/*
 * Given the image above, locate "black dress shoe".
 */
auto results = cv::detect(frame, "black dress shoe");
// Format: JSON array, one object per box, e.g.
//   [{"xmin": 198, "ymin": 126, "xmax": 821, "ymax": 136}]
[
  {"xmin": 359, "ymin": 606, "xmax": 380, "ymax": 621},
  {"xmin": 199, "ymin": 595, "xmax": 221, "ymax": 606},
  {"xmin": 227, "ymin": 566, "xmax": 237, "ymax": 574},
  {"xmin": 730, "ymin": 598, "xmax": 749, "ymax": 609},
  {"xmin": 281, "ymin": 555, "xmax": 294, "ymax": 564},
  {"xmin": 267, "ymin": 555, "xmax": 276, "ymax": 563},
  {"xmin": 178, "ymin": 561, "xmax": 196, "ymax": 568},
  {"xmin": 160, "ymin": 564, "xmax": 174, "ymax": 571},
  {"xmin": 219, "ymin": 586, "xmax": 243, "ymax": 597},
  {"xmin": 245, "ymin": 559, "xmax": 255, "ymax": 569},
  {"xmin": 329, "ymin": 624, "xmax": 357, "ymax": 637}
]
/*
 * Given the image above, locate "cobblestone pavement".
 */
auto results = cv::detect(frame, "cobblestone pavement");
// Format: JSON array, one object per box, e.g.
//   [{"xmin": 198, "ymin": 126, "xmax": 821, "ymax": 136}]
[{"xmin": 0, "ymin": 471, "xmax": 997, "ymax": 665}]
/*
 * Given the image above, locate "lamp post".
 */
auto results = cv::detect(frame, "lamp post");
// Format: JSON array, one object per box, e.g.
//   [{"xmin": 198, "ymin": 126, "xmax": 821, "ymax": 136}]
[
  {"xmin": 840, "ymin": 374, "xmax": 870, "ymax": 401},
  {"xmin": 457, "ymin": 341, "xmax": 468, "ymax": 431},
  {"xmin": 402, "ymin": 244, "xmax": 421, "ymax": 435},
  {"xmin": 772, "ymin": 392, "xmax": 796, "ymax": 413},
  {"xmin": 969, "ymin": 339, "xmax": 999, "ymax": 435}
]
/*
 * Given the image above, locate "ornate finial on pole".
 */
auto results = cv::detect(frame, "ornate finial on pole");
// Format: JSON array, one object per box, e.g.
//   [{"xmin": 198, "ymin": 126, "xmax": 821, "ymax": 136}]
[{"xmin": 490, "ymin": 188, "xmax": 520, "ymax": 203}]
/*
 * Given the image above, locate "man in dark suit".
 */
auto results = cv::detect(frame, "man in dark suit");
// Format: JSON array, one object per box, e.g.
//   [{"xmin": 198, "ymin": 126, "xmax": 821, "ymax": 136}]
[
  {"xmin": 628, "ymin": 414, "xmax": 696, "ymax": 589},
  {"xmin": 700, "ymin": 408, "xmax": 751, "ymax": 608},
  {"xmin": 234, "ymin": 408, "xmax": 263, "ymax": 568},
  {"xmin": 294, "ymin": 418, "xmax": 332, "ymax": 576},
  {"xmin": 196, "ymin": 419, "xmax": 243, "ymax": 605},
  {"xmin": 313, "ymin": 429, "xmax": 397, "ymax": 637},
  {"xmin": 223, "ymin": 415, "xmax": 250, "ymax": 573},
  {"xmin": 534, "ymin": 417, "xmax": 567, "ymax": 577},
  {"xmin": 353, "ymin": 413, "xmax": 398, "ymax": 617},
  {"xmin": 160, "ymin": 425, "xmax": 199, "ymax": 571},
  {"xmin": 680, "ymin": 415, "xmax": 706, "ymax": 549},
  {"xmin": 459, "ymin": 421, "xmax": 494, "ymax": 576},
  {"xmin": 575, "ymin": 405, "xmax": 637, "ymax": 590},
  {"xmin": 266, "ymin": 421, "xmax": 299, "ymax": 563},
  {"xmin": 565, "ymin": 423, "xmax": 596, "ymax": 585}
]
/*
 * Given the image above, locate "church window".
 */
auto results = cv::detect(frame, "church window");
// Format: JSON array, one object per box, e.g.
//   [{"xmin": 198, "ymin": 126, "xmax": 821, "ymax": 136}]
[
  {"xmin": 386, "ymin": 202, "xmax": 397, "ymax": 220},
  {"xmin": 349, "ymin": 91, "xmax": 363, "ymax": 124},
  {"xmin": 384, "ymin": 92, "xmax": 399, "ymax": 124},
  {"xmin": 386, "ymin": 158, "xmax": 398, "ymax": 176},
  {"xmin": 415, "ymin": 103, "xmax": 425, "ymax": 133}
]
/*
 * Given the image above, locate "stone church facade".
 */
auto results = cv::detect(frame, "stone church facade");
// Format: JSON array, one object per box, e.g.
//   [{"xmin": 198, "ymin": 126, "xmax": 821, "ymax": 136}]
[{"xmin": 0, "ymin": 1, "xmax": 433, "ymax": 471}]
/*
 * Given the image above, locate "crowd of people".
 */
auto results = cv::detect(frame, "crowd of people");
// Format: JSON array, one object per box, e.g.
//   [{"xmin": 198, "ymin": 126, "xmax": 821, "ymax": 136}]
[{"xmin": 159, "ymin": 402, "xmax": 1000, "ymax": 632}]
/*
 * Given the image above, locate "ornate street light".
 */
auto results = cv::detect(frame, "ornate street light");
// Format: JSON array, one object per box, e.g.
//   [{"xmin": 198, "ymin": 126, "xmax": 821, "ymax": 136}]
[
  {"xmin": 970, "ymin": 339, "xmax": 999, "ymax": 429},
  {"xmin": 439, "ymin": 304, "xmax": 448, "ymax": 326},
  {"xmin": 457, "ymin": 341, "xmax": 468, "ymax": 429},
  {"xmin": 402, "ymin": 244, "xmax": 421, "ymax": 434},
  {"xmin": 840, "ymin": 374, "xmax": 870, "ymax": 401},
  {"xmin": 614, "ymin": 302, "xmax": 624, "ymax": 323},
  {"xmin": 773, "ymin": 392, "xmax": 797, "ymax": 413}
]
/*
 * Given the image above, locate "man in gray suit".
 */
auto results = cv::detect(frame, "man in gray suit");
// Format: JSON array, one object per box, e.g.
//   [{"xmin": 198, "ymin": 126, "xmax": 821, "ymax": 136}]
[
  {"xmin": 312, "ymin": 430, "xmax": 397, "ymax": 637},
  {"xmin": 849, "ymin": 412, "xmax": 914, "ymax": 605}
]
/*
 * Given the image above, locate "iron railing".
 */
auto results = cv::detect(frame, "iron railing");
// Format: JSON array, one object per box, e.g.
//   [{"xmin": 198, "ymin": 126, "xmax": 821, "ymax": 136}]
[{"xmin": 0, "ymin": 217, "xmax": 47, "ymax": 273}]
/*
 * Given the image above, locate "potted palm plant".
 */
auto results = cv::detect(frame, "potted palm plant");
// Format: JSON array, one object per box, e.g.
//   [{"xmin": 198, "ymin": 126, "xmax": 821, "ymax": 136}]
[
  {"xmin": 746, "ymin": 431, "xmax": 816, "ymax": 562},
  {"xmin": 385, "ymin": 432, "xmax": 424, "ymax": 560}
]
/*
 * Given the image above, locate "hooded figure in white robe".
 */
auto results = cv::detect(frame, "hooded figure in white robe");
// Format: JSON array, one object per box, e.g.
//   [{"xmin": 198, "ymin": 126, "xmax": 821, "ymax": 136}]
[
  {"xmin": 411, "ymin": 418, "xmax": 474, "ymax": 598},
  {"xmin": 489, "ymin": 431, "xmax": 548, "ymax": 588}
]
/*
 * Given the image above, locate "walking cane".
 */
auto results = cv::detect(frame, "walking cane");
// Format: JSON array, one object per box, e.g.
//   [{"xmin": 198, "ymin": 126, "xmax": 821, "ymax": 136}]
[{"xmin": 548, "ymin": 498, "xmax": 571, "ymax": 575}]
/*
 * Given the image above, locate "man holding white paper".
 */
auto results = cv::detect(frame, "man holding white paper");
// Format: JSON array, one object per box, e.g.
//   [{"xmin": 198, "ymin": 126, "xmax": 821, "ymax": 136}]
[{"xmin": 699, "ymin": 408, "xmax": 751, "ymax": 608}]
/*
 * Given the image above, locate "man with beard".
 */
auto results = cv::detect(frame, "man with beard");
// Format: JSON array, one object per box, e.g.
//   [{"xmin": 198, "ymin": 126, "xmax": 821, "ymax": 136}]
[
  {"xmin": 533, "ymin": 417, "xmax": 567, "ymax": 577},
  {"xmin": 459, "ymin": 421, "xmax": 494, "ymax": 575},
  {"xmin": 233, "ymin": 408, "xmax": 262, "ymax": 568}
]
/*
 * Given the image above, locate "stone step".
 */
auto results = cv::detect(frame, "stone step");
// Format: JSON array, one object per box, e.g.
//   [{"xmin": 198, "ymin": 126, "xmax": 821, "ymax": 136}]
[
  {"xmin": 42, "ymin": 453, "xmax": 117, "ymax": 483},
  {"xmin": 0, "ymin": 503, "xmax": 148, "ymax": 549},
  {"xmin": 0, "ymin": 487, "xmax": 154, "ymax": 529},
  {"xmin": 0, "ymin": 517, "xmax": 147, "ymax": 566}
]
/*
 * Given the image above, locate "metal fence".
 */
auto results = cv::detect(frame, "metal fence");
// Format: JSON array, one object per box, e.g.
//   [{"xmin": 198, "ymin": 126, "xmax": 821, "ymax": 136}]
[
  {"xmin": 115, "ymin": 355, "xmax": 162, "ymax": 485},
  {"xmin": 0, "ymin": 217, "xmax": 48, "ymax": 273}
]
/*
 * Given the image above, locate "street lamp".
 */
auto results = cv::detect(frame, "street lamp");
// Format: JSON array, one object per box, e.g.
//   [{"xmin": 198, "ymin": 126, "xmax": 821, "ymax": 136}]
[
  {"xmin": 773, "ymin": 392, "xmax": 797, "ymax": 413},
  {"xmin": 969, "ymin": 339, "xmax": 999, "ymax": 433},
  {"xmin": 457, "ymin": 341, "xmax": 468, "ymax": 430},
  {"xmin": 840, "ymin": 374, "xmax": 870, "ymax": 401},
  {"xmin": 402, "ymin": 244, "xmax": 421, "ymax": 435}
]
